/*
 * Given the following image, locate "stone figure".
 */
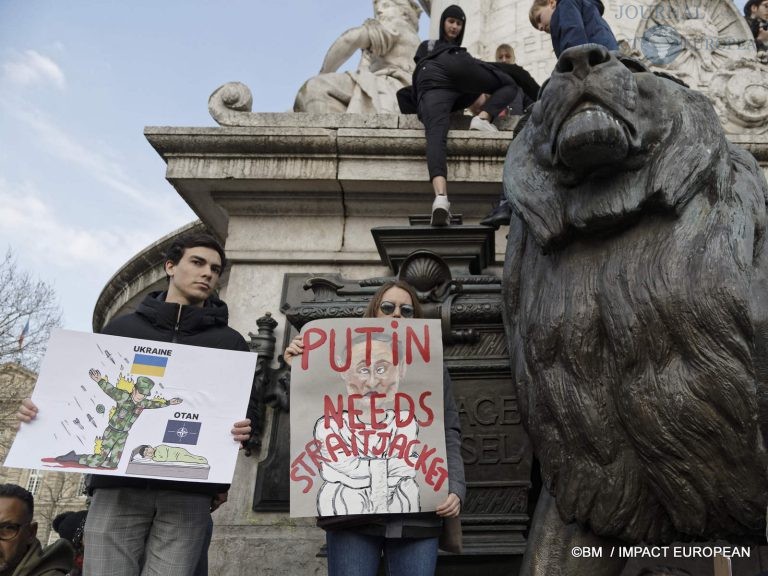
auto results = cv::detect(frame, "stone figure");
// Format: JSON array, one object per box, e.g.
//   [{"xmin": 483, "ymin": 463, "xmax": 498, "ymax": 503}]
[
  {"xmin": 502, "ymin": 44, "xmax": 768, "ymax": 575},
  {"xmin": 294, "ymin": 0, "xmax": 421, "ymax": 114},
  {"xmin": 629, "ymin": 0, "xmax": 761, "ymax": 90}
]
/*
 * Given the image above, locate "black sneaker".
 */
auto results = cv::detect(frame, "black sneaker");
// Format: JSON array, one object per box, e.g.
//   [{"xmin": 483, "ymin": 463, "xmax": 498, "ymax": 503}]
[
  {"xmin": 480, "ymin": 201, "xmax": 512, "ymax": 229},
  {"xmin": 55, "ymin": 450, "xmax": 80, "ymax": 462}
]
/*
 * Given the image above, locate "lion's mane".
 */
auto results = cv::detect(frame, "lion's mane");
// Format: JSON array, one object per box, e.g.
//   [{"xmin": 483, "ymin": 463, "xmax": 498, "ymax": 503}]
[{"xmin": 503, "ymin": 49, "xmax": 768, "ymax": 543}]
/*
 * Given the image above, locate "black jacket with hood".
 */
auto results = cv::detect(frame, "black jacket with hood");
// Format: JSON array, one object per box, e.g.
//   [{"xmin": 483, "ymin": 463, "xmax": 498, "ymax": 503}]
[
  {"xmin": 398, "ymin": 5, "xmax": 539, "ymax": 113},
  {"xmin": 397, "ymin": 5, "xmax": 467, "ymax": 113},
  {"xmin": 87, "ymin": 290, "xmax": 250, "ymax": 496},
  {"xmin": 412, "ymin": 4, "xmax": 466, "ymax": 88}
]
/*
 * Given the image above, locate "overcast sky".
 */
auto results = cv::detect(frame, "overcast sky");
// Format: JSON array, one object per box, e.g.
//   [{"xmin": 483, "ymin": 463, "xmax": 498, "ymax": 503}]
[{"xmin": 0, "ymin": 0, "xmax": 749, "ymax": 334}]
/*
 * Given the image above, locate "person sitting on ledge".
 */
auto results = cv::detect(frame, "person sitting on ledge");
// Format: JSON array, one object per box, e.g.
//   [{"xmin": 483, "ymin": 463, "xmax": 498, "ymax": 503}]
[
  {"xmin": 495, "ymin": 43, "xmax": 515, "ymax": 63},
  {"xmin": 407, "ymin": 4, "xmax": 532, "ymax": 226}
]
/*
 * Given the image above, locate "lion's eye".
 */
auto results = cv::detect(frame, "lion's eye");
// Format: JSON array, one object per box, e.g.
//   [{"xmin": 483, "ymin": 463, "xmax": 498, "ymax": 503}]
[{"xmin": 618, "ymin": 56, "xmax": 648, "ymax": 74}]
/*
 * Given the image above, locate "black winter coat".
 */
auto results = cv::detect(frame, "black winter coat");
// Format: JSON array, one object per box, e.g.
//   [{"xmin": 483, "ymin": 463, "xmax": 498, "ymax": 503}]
[{"xmin": 88, "ymin": 290, "xmax": 250, "ymax": 496}]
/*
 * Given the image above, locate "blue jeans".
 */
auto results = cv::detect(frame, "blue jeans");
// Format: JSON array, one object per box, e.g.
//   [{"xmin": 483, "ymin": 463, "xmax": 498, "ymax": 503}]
[{"xmin": 326, "ymin": 531, "xmax": 438, "ymax": 576}]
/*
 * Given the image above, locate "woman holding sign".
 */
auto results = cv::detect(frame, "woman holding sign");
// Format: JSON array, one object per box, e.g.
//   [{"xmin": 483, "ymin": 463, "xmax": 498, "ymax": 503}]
[{"xmin": 284, "ymin": 280, "xmax": 465, "ymax": 576}]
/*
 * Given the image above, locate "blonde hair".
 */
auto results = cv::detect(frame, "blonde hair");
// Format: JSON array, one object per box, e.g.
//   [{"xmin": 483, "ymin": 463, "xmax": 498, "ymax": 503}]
[
  {"xmin": 529, "ymin": 0, "xmax": 553, "ymax": 27},
  {"xmin": 495, "ymin": 43, "xmax": 515, "ymax": 62}
]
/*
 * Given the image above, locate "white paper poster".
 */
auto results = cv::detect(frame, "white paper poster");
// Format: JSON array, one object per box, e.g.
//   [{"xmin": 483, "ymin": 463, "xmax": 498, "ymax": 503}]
[
  {"xmin": 5, "ymin": 329, "xmax": 256, "ymax": 484},
  {"xmin": 289, "ymin": 318, "xmax": 448, "ymax": 517}
]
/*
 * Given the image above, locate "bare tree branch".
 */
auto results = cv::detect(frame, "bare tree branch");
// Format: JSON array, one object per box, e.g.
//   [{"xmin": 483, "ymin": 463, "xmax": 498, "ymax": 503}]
[{"xmin": 0, "ymin": 249, "xmax": 63, "ymax": 370}]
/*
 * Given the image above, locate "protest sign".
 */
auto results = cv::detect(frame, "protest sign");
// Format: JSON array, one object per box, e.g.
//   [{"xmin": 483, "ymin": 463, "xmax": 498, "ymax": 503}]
[
  {"xmin": 5, "ymin": 329, "xmax": 256, "ymax": 483},
  {"xmin": 289, "ymin": 318, "xmax": 448, "ymax": 517}
]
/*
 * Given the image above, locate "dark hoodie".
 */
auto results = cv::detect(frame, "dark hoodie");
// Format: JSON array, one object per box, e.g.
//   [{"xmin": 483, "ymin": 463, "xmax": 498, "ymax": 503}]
[
  {"xmin": 9, "ymin": 539, "xmax": 73, "ymax": 576},
  {"xmin": 402, "ymin": 4, "xmax": 469, "ymax": 111},
  {"xmin": 397, "ymin": 4, "xmax": 540, "ymax": 114},
  {"xmin": 413, "ymin": 4, "xmax": 466, "ymax": 63},
  {"xmin": 87, "ymin": 290, "xmax": 250, "ymax": 495}
]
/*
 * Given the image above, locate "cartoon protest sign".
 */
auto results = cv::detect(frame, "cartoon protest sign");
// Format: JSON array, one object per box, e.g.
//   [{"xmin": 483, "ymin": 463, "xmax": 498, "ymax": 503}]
[
  {"xmin": 5, "ymin": 329, "xmax": 256, "ymax": 483},
  {"xmin": 289, "ymin": 318, "xmax": 448, "ymax": 517}
]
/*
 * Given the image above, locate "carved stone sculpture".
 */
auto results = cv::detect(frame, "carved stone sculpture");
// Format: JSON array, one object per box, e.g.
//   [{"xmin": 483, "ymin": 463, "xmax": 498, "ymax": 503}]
[
  {"xmin": 502, "ymin": 44, "xmax": 768, "ymax": 575},
  {"xmin": 633, "ymin": 0, "xmax": 755, "ymax": 82},
  {"xmin": 710, "ymin": 57, "xmax": 768, "ymax": 136},
  {"xmin": 611, "ymin": 0, "xmax": 768, "ymax": 138},
  {"xmin": 293, "ymin": 0, "xmax": 421, "ymax": 114}
]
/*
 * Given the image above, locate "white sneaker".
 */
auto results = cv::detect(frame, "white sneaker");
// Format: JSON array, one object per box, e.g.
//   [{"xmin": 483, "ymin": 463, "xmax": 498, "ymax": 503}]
[
  {"xmin": 431, "ymin": 195, "xmax": 451, "ymax": 227},
  {"xmin": 470, "ymin": 116, "xmax": 499, "ymax": 132}
]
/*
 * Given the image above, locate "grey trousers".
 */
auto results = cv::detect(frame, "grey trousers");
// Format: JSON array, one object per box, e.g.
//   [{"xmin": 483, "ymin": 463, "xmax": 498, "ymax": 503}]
[{"xmin": 84, "ymin": 487, "xmax": 211, "ymax": 576}]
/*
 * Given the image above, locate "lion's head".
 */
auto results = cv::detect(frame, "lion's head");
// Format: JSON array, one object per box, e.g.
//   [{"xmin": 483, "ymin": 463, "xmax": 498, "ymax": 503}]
[
  {"xmin": 507, "ymin": 44, "xmax": 739, "ymax": 253},
  {"xmin": 503, "ymin": 44, "xmax": 768, "ymax": 544}
]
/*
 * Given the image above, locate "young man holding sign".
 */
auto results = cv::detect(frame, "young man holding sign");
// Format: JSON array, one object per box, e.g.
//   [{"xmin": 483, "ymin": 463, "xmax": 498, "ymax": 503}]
[{"xmin": 18, "ymin": 232, "xmax": 252, "ymax": 576}]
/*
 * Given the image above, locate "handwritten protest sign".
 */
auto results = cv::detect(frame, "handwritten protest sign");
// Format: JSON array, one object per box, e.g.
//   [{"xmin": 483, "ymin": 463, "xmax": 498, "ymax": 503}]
[
  {"xmin": 5, "ymin": 329, "xmax": 256, "ymax": 483},
  {"xmin": 289, "ymin": 318, "xmax": 448, "ymax": 517}
]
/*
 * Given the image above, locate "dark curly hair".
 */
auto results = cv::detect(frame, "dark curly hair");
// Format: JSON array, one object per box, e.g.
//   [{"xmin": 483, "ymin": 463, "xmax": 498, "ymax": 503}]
[
  {"xmin": 0, "ymin": 484, "xmax": 34, "ymax": 520},
  {"xmin": 744, "ymin": 0, "xmax": 763, "ymax": 17},
  {"xmin": 164, "ymin": 232, "xmax": 227, "ymax": 274}
]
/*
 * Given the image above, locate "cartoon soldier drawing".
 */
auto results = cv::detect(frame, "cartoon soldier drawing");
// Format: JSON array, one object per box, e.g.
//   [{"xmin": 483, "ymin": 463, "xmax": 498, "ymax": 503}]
[{"xmin": 56, "ymin": 368, "xmax": 181, "ymax": 469}]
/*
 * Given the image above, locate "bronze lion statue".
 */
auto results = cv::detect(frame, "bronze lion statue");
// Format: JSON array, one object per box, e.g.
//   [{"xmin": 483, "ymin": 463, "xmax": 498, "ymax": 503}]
[{"xmin": 502, "ymin": 44, "xmax": 768, "ymax": 575}]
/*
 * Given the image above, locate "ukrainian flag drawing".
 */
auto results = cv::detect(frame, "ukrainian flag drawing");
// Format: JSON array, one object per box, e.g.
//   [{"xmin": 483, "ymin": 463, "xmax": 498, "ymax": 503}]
[{"xmin": 131, "ymin": 354, "xmax": 168, "ymax": 377}]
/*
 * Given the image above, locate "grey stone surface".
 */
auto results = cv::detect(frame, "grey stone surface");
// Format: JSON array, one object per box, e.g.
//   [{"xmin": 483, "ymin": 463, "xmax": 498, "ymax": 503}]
[
  {"xmin": 208, "ymin": 98, "xmax": 522, "ymax": 133},
  {"xmin": 208, "ymin": 524, "xmax": 326, "ymax": 576},
  {"xmin": 711, "ymin": 57, "xmax": 768, "ymax": 136},
  {"xmin": 145, "ymin": 119, "xmax": 513, "ymax": 241},
  {"xmin": 503, "ymin": 44, "xmax": 768, "ymax": 576}
]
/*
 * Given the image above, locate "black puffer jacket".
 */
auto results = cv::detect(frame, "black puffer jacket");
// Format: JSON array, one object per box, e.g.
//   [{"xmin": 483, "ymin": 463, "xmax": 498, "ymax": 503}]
[{"xmin": 88, "ymin": 290, "xmax": 250, "ymax": 496}]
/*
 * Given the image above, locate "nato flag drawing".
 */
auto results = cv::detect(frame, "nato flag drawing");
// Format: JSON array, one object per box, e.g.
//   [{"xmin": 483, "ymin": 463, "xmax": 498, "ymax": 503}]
[{"xmin": 163, "ymin": 420, "xmax": 202, "ymax": 445}]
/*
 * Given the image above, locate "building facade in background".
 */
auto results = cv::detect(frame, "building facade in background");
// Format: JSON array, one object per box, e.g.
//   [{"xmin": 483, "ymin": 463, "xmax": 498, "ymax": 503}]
[{"xmin": 0, "ymin": 362, "xmax": 87, "ymax": 544}]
